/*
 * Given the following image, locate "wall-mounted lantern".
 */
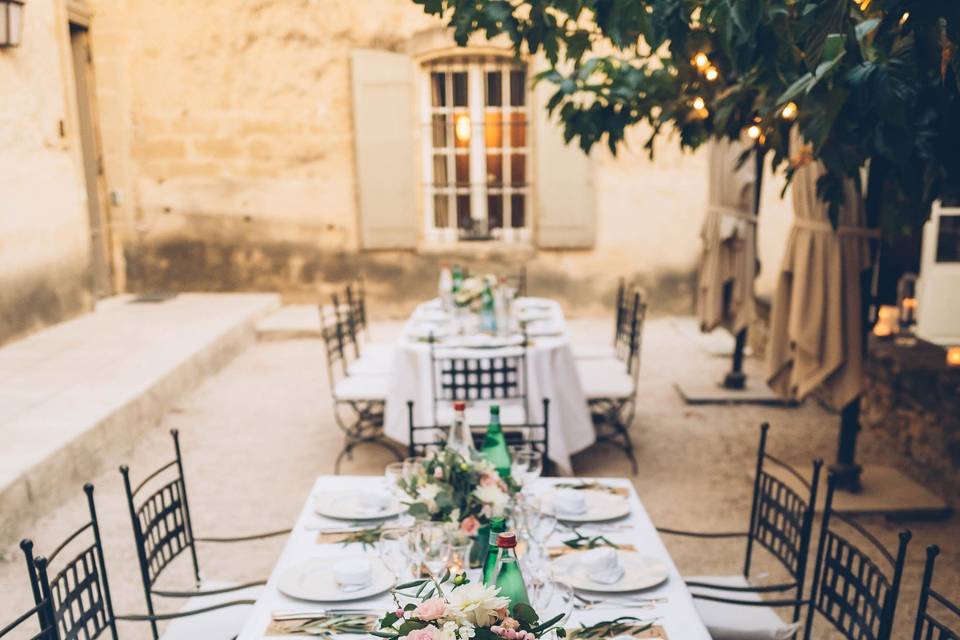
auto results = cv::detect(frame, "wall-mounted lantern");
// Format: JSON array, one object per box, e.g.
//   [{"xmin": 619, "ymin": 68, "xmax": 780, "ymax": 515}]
[{"xmin": 0, "ymin": 0, "xmax": 25, "ymax": 49}]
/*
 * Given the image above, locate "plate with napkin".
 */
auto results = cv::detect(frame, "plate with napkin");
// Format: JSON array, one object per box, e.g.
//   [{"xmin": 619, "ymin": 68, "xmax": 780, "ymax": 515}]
[
  {"xmin": 277, "ymin": 554, "xmax": 395, "ymax": 602},
  {"xmin": 551, "ymin": 548, "xmax": 669, "ymax": 592},
  {"xmin": 314, "ymin": 490, "xmax": 401, "ymax": 520},
  {"xmin": 547, "ymin": 488, "xmax": 630, "ymax": 522}
]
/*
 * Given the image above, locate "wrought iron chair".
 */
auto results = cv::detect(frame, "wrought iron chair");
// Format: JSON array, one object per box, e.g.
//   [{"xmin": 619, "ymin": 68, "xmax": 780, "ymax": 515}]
[
  {"xmin": 572, "ymin": 277, "xmax": 631, "ymax": 360},
  {"xmin": 801, "ymin": 478, "xmax": 912, "ymax": 640},
  {"xmin": 576, "ymin": 290, "xmax": 646, "ymax": 473},
  {"xmin": 659, "ymin": 423, "xmax": 822, "ymax": 638},
  {"xmin": 406, "ymin": 398, "xmax": 553, "ymax": 475},
  {"xmin": 428, "ymin": 337, "xmax": 530, "ymax": 429},
  {"xmin": 914, "ymin": 545, "xmax": 959, "ymax": 640},
  {"xmin": 119, "ymin": 430, "xmax": 291, "ymax": 639},
  {"xmin": 23, "ymin": 483, "xmax": 242, "ymax": 640},
  {"xmin": 0, "ymin": 540, "xmax": 57, "ymax": 640},
  {"xmin": 335, "ymin": 289, "xmax": 394, "ymax": 376},
  {"xmin": 319, "ymin": 307, "xmax": 402, "ymax": 472}
]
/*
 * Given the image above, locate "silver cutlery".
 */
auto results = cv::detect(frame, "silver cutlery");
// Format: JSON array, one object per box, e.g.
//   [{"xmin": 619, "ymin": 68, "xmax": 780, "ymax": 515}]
[
  {"xmin": 271, "ymin": 609, "xmax": 379, "ymax": 622},
  {"xmin": 573, "ymin": 601, "xmax": 656, "ymax": 611},
  {"xmin": 573, "ymin": 593, "xmax": 669, "ymax": 607}
]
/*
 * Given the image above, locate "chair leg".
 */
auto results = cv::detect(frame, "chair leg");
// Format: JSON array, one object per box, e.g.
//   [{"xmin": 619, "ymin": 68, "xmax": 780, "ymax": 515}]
[{"xmin": 589, "ymin": 399, "xmax": 639, "ymax": 474}]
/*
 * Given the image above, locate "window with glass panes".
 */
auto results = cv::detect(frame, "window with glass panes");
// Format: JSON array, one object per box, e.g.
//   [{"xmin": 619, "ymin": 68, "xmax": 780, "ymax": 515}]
[{"xmin": 422, "ymin": 57, "xmax": 530, "ymax": 242}]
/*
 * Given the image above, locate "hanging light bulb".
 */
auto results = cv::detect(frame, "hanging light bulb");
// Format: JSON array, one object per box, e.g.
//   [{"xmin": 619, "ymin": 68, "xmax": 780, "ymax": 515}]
[
  {"xmin": 692, "ymin": 96, "xmax": 706, "ymax": 111},
  {"xmin": 899, "ymin": 11, "xmax": 909, "ymax": 25},
  {"xmin": 780, "ymin": 101, "xmax": 798, "ymax": 120},
  {"xmin": 692, "ymin": 52, "xmax": 709, "ymax": 69},
  {"xmin": 704, "ymin": 66, "xmax": 719, "ymax": 81},
  {"xmin": 454, "ymin": 114, "xmax": 471, "ymax": 142}
]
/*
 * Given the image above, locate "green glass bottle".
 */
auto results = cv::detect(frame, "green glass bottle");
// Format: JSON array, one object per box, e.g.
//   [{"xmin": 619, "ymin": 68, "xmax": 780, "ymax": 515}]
[
  {"xmin": 493, "ymin": 532, "xmax": 529, "ymax": 612},
  {"xmin": 451, "ymin": 265, "xmax": 463, "ymax": 293},
  {"xmin": 481, "ymin": 406, "xmax": 511, "ymax": 478},
  {"xmin": 481, "ymin": 516, "xmax": 508, "ymax": 585}
]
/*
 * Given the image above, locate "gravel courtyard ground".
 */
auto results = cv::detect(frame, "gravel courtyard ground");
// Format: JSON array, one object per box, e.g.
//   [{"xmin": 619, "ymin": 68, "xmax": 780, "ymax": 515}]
[{"xmin": 1, "ymin": 315, "xmax": 956, "ymax": 639}]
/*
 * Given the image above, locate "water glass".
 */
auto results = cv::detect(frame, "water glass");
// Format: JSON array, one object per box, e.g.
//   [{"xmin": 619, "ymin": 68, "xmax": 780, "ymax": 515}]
[
  {"xmin": 524, "ymin": 451, "xmax": 543, "ymax": 484},
  {"xmin": 378, "ymin": 530, "xmax": 410, "ymax": 579},
  {"xmin": 509, "ymin": 447, "xmax": 532, "ymax": 483},
  {"xmin": 403, "ymin": 456, "xmax": 426, "ymax": 484},
  {"xmin": 385, "ymin": 462, "xmax": 405, "ymax": 497},
  {"xmin": 414, "ymin": 524, "xmax": 452, "ymax": 579}
]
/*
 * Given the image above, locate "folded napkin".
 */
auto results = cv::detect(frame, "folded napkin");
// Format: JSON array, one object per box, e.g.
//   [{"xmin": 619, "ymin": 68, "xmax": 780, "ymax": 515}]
[
  {"xmin": 355, "ymin": 491, "xmax": 391, "ymax": 516},
  {"xmin": 333, "ymin": 557, "xmax": 373, "ymax": 590},
  {"xmin": 580, "ymin": 547, "xmax": 625, "ymax": 584},
  {"xmin": 552, "ymin": 489, "xmax": 588, "ymax": 516}
]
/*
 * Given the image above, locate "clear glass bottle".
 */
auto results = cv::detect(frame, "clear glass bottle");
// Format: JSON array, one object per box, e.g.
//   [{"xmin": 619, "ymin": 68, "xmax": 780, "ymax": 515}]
[
  {"xmin": 481, "ymin": 405, "xmax": 511, "ymax": 478},
  {"xmin": 493, "ymin": 531, "xmax": 529, "ymax": 612},
  {"xmin": 439, "ymin": 264, "xmax": 454, "ymax": 311},
  {"xmin": 481, "ymin": 516, "xmax": 507, "ymax": 585},
  {"xmin": 446, "ymin": 401, "xmax": 477, "ymax": 460},
  {"xmin": 480, "ymin": 282, "xmax": 497, "ymax": 333}
]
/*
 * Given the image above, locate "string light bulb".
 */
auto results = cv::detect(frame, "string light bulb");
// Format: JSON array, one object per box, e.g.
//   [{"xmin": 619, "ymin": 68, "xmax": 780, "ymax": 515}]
[
  {"xmin": 899, "ymin": 11, "xmax": 909, "ymax": 25},
  {"xmin": 705, "ymin": 66, "xmax": 719, "ymax": 81},
  {"xmin": 747, "ymin": 124, "xmax": 762, "ymax": 140},
  {"xmin": 948, "ymin": 347, "xmax": 960, "ymax": 367},
  {"xmin": 780, "ymin": 102, "xmax": 798, "ymax": 120},
  {"xmin": 692, "ymin": 52, "xmax": 709, "ymax": 69},
  {"xmin": 692, "ymin": 96, "xmax": 706, "ymax": 110}
]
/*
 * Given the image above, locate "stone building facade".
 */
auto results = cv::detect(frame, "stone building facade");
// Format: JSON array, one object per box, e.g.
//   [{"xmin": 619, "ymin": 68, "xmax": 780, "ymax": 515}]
[{"xmin": 1, "ymin": 0, "xmax": 794, "ymax": 345}]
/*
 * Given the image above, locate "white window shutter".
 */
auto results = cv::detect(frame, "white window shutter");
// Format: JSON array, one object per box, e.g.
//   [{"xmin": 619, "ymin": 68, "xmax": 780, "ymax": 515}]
[
  {"xmin": 351, "ymin": 49, "xmax": 417, "ymax": 249},
  {"xmin": 532, "ymin": 67, "xmax": 596, "ymax": 249}
]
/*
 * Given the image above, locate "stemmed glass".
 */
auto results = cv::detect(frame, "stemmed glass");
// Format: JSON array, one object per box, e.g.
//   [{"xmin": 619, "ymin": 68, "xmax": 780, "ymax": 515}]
[
  {"xmin": 403, "ymin": 456, "xmax": 426, "ymax": 485},
  {"xmin": 523, "ymin": 498, "xmax": 557, "ymax": 573},
  {"xmin": 378, "ymin": 529, "xmax": 411, "ymax": 580},
  {"xmin": 385, "ymin": 462, "xmax": 405, "ymax": 497},
  {"xmin": 414, "ymin": 523, "xmax": 452, "ymax": 581},
  {"xmin": 510, "ymin": 446, "xmax": 532, "ymax": 484}
]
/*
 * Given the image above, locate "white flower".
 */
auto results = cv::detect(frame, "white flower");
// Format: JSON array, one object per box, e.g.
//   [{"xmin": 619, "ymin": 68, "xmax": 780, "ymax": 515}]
[
  {"xmin": 473, "ymin": 484, "xmax": 510, "ymax": 518},
  {"xmin": 417, "ymin": 483, "xmax": 441, "ymax": 513},
  {"xmin": 438, "ymin": 620, "xmax": 462, "ymax": 640},
  {"xmin": 446, "ymin": 583, "xmax": 509, "ymax": 627}
]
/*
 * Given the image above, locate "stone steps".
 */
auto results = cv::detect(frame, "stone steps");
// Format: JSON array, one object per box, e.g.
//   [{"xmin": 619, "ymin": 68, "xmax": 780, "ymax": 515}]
[{"xmin": 0, "ymin": 293, "xmax": 280, "ymax": 547}]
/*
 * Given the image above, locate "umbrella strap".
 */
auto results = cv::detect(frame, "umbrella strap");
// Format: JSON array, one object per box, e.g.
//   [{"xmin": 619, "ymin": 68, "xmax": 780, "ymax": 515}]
[
  {"xmin": 792, "ymin": 217, "xmax": 881, "ymax": 238},
  {"xmin": 708, "ymin": 205, "xmax": 756, "ymax": 223}
]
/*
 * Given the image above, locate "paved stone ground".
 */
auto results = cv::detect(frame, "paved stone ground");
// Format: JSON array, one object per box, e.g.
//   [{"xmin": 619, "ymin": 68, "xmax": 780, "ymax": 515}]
[{"xmin": 1, "ymin": 316, "xmax": 956, "ymax": 639}]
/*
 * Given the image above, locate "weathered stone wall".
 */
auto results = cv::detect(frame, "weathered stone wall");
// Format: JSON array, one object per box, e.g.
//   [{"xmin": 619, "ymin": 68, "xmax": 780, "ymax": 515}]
[
  {"xmin": 84, "ymin": 0, "xmax": 793, "ymax": 317},
  {"xmin": 861, "ymin": 356, "xmax": 960, "ymax": 505},
  {"xmin": 0, "ymin": 0, "xmax": 94, "ymax": 345}
]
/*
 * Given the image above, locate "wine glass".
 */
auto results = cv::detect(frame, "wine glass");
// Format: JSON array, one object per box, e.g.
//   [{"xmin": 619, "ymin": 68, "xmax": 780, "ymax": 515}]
[
  {"xmin": 524, "ymin": 451, "xmax": 543, "ymax": 486},
  {"xmin": 385, "ymin": 462, "xmax": 405, "ymax": 497},
  {"xmin": 524, "ymin": 499, "xmax": 557, "ymax": 567},
  {"xmin": 415, "ymin": 524, "xmax": 452, "ymax": 580},
  {"xmin": 403, "ymin": 456, "xmax": 426, "ymax": 484},
  {"xmin": 378, "ymin": 529, "xmax": 410, "ymax": 580},
  {"xmin": 509, "ymin": 446, "xmax": 532, "ymax": 483}
]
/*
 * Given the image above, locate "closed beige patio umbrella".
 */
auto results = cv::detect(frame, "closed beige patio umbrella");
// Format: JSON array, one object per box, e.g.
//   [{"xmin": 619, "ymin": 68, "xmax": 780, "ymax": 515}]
[
  {"xmin": 766, "ymin": 137, "xmax": 877, "ymax": 410},
  {"xmin": 697, "ymin": 137, "xmax": 758, "ymax": 334}
]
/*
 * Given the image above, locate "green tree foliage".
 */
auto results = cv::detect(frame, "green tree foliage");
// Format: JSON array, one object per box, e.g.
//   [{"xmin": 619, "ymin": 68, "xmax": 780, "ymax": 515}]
[{"xmin": 413, "ymin": 0, "xmax": 960, "ymax": 234}]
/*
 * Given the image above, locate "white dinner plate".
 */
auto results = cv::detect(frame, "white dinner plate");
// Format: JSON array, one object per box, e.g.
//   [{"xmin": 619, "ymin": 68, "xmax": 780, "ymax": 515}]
[
  {"xmin": 550, "ymin": 550, "xmax": 669, "ymax": 593},
  {"xmin": 406, "ymin": 322, "xmax": 453, "ymax": 341},
  {"xmin": 277, "ymin": 556, "xmax": 396, "ymax": 602},
  {"xmin": 314, "ymin": 491, "xmax": 402, "ymax": 520},
  {"xmin": 546, "ymin": 490, "xmax": 631, "ymax": 522}
]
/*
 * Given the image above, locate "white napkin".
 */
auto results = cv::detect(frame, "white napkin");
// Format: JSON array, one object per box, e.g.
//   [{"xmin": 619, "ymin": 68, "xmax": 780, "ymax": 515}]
[
  {"xmin": 551, "ymin": 489, "xmax": 587, "ymax": 516},
  {"xmin": 333, "ymin": 557, "xmax": 373, "ymax": 590},
  {"xmin": 355, "ymin": 490, "xmax": 391, "ymax": 516},
  {"xmin": 581, "ymin": 547, "xmax": 625, "ymax": 584}
]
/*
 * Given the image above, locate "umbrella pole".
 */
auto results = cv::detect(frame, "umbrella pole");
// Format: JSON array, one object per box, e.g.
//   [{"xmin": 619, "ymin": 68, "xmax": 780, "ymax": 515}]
[{"xmin": 721, "ymin": 147, "xmax": 764, "ymax": 391}]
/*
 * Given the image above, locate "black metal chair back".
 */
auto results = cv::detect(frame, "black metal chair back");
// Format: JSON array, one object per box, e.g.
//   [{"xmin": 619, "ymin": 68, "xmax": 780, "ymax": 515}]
[
  {"xmin": 344, "ymin": 280, "xmax": 368, "ymax": 336},
  {"xmin": 618, "ymin": 291, "xmax": 646, "ymax": 377},
  {"xmin": 319, "ymin": 304, "xmax": 349, "ymax": 393},
  {"xmin": 119, "ymin": 430, "xmax": 200, "ymax": 640},
  {"xmin": 914, "ymin": 545, "xmax": 959, "ymax": 640},
  {"xmin": 406, "ymin": 398, "xmax": 551, "ymax": 474},
  {"xmin": 429, "ymin": 340, "xmax": 529, "ymax": 425},
  {"xmin": 805, "ymin": 477, "xmax": 912, "ymax": 640},
  {"xmin": 30, "ymin": 484, "xmax": 120, "ymax": 640},
  {"xmin": 1, "ymin": 541, "xmax": 58, "ymax": 640}
]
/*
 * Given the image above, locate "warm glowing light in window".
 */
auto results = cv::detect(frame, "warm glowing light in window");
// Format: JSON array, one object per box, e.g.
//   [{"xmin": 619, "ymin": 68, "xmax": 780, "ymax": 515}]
[{"xmin": 454, "ymin": 114, "xmax": 471, "ymax": 142}]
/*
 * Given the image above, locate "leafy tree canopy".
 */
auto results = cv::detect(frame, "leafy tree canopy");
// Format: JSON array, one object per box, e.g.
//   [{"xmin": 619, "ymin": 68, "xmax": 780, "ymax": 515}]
[{"xmin": 413, "ymin": 0, "xmax": 960, "ymax": 232}]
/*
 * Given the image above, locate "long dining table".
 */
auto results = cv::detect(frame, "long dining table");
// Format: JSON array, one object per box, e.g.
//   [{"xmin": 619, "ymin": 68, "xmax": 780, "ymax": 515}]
[{"xmin": 236, "ymin": 475, "xmax": 710, "ymax": 640}]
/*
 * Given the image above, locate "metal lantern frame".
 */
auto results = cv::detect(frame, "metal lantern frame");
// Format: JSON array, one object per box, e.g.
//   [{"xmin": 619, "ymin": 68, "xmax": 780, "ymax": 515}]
[{"xmin": 0, "ymin": 0, "xmax": 24, "ymax": 48}]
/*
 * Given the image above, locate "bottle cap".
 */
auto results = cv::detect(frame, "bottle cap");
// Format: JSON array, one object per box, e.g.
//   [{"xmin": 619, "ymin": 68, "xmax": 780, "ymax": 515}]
[
  {"xmin": 489, "ymin": 405, "xmax": 500, "ymax": 416},
  {"xmin": 496, "ymin": 532, "xmax": 517, "ymax": 548},
  {"xmin": 453, "ymin": 401, "xmax": 466, "ymax": 411}
]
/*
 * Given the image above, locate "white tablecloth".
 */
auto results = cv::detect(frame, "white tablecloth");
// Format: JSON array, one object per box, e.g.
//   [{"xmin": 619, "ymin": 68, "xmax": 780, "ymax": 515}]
[
  {"xmin": 383, "ymin": 299, "xmax": 594, "ymax": 474},
  {"xmin": 236, "ymin": 476, "xmax": 710, "ymax": 640}
]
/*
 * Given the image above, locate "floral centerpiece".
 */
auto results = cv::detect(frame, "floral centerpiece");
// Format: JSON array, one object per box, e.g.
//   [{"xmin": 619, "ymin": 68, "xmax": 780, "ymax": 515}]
[
  {"xmin": 398, "ymin": 450, "xmax": 518, "ymax": 564},
  {"xmin": 453, "ymin": 275, "xmax": 496, "ymax": 311},
  {"xmin": 375, "ymin": 574, "xmax": 565, "ymax": 640}
]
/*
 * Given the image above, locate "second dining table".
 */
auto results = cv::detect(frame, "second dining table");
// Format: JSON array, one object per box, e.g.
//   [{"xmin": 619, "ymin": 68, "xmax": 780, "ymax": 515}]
[{"xmin": 383, "ymin": 297, "xmax": 595, "ymax": 474}]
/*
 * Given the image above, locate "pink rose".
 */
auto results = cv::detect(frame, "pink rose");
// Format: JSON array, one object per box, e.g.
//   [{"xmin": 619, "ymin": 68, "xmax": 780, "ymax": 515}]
[
  {"xmin": 501, "ymin": 617, "xmax": 519, "ymax": 631},
  {"xmin": 505, "ymin": 630, "xmax": 517, "ymax": 639},
  {"xmin": 406, "ymin": 626, "xmax": 438, "ymax": 640},
  {"xmin": 414, "ymin": 598, "xmax": 447, "ymax": 622},
  {"xmin": 480, "ymin": 473, "xmax": 499, "ymax": 488},
  {"xmin": 434, "ymin": 467, "xmax": 444, "ymax": 479},
  {"xmin": 459, "ymin": 515, "xmax": 481, "ymax": 536}
]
